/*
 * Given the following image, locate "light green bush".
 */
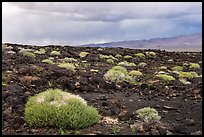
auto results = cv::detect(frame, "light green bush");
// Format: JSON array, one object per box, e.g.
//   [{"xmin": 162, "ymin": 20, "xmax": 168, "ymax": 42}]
[
  {"xmin": 104, "ymin": 66, "xmax": 128, "ymax": 84},
  {"xmin": 23, "ymin": 51, "xmax": 36, "ymax": 58},
  {"xmin": 118, "ymin": 61, "xmax": 136, "ymax": 67},
  {"xmin": 19, "ymin": 48, "xmax": 33, "ymax": 54},
  {"xmin": 34, "ymin": 48, "xmax": 46, "ymax": 54},
  {"xmin": 171, "ymin": 66, "xmax": 183, "ymax": 71},
  {"xmin": 129, "ymin": 70, "xmax": 143, "ymax": 77},
  {"xmin": 145, "ymin": 51, "xmax": 156, "ymax": 58},
  {"xmin": 107, "ymin": 59, "xmax": 115, "ymax": 64},
  {"xmin": 159, "ymin": 66, "xmax": 168, "ymax": 70},
  {"xmin": 189, "ymin": 63, "xmax": 200, "ymax": 69},
  {"xmin": 50, "ymin": 51, "xmax": 61, "ymax": 56},
  {"xmin": 58, "ymin": 63, "xmax": 76, "ymax": 72},
  {"xmin": 178, "ymin": 71, "xmax": 199, "ymax": 79},
  {"xmin": 79, "ymin": 52, "xmax": 89, "ymax": 58},
  {"xmin": 99, "ymin": 54, "xmax": 118, "ymax": 60},
  {"xmin": 123, "ymin": 55, "xmax": 132, "ymax": 59},
  {"xmin": 24, "ymin": 89, "xmax": 100, "ymax": 129},
  {"xmin": 115, "ymin": 54, "xmax": 122, "ymax": 58},
  {"xmin": 63, "ymin": 57, "xmax": 78, "ymax": 63},
  {"xmin": 134, "ymin": 53, "xmax": 145, "ymax": 58},
  {"xmin": 136, "ymin": 107, "xmax": 161, "ymax": 123},
  {"xmin": 42, "ymin": 59, "xmax": 55, "ymax": 64},
  {"xmin": 138, "ymin": 62, "xmax": 147, "ymax": 67},
  {"xmin": 156, "ymin": 74, "xmax": 175, "ymax": 81}
]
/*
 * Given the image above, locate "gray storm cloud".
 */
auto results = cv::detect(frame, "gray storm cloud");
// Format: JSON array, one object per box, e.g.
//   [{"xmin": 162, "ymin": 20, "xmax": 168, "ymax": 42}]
[{"xmin": 2, "ymin": 2, "xmax": 202, "ymax": 45}]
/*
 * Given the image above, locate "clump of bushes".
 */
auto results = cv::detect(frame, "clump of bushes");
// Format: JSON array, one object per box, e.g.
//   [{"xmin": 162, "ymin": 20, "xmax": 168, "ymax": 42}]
[
  {"xmin": 189, "ymin": 63, "xmax": 200, "ymax": 70},
  {"xmin": 50, "ymin": 51, "xmax": 61, "ymax": 56},
  {"xmin": 118, "ymin": 61, "xmax": 136, "ymax": 67},
  {"xmin": 156, "ymin": 74, "xmax": 175, "ymax": 81},
  {"xmin": 58, "ymin": 63, "xmax": 76, "ymax": 72},
  {"xmin": 23, "ymin": 51, "xmax": 36, "ymax": 58},
  {"xmin": 19, "ymin": 48, "xmax": 33, "ymax": 54},
  {"xmin": 134, "ymin": 53, "xmax": 145, "ymax": 58},
  {"xmin": 171, "ymin": 66, "xmax": 183, "ymax": 71},
  {"xmin": 24, "ymin": 89, "xmax": 100, "ymax": 129},
  {"xmin": 79, "ymin": 52, "xmax": 89, "ymax": 58},
  {"xmin": 136, "ymin": 107, "xmax": 161, "ymax": 123},
  {"xmin": 42, "ymin": 59, "xmax": 55, "ymax": 64}
]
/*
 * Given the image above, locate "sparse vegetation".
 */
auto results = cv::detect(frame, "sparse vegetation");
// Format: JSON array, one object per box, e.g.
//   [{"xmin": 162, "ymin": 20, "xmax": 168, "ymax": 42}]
[
  {"xmin": 115, "ymin": 54, "xmax": 122, "ymax": 58},
  {"xmin": 34, "ymin": 48, "xmax": 46, "ymax": 54},
  {"xmin": 178, "ymin": 71, "xmax": 199, "ymax": 79},
  {"xmin": 107, "ymin": 59, "xmax": 115, "ymax": 64},
  {"xmin": 63, "ymin": 57, "xmax": 78, "ymax": 63},
  {"xmin": 159, "ymin": 66, "xmax": 168, "ymax": 70},
  {"xmin": 129, "ymin": 70, "xmax": 143, "ymax": 77}
]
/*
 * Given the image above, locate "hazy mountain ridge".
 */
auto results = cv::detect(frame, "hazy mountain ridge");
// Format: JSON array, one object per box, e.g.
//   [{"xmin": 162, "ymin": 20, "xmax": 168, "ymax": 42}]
[{"xmin": 80, "ymin": 33, "xmax": 202, "ymax": 52}]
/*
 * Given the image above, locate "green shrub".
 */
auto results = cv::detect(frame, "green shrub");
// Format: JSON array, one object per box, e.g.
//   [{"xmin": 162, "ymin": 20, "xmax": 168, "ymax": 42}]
[
  {"xmin": 189, "ymin": 63, "xmax": 200, "ymax": 69},
  {"xmin": 50, "ymin": 51, "xmax": 61, "ymax": 56},
  {"xmin": 129, "ymin": 70, "xmax": 143, "ymax": 77},
  {"xmin": 123, "ymin": 55, "xmax": 132, "ymax": 59},
  {"xmin": 63, "ymin": 57, "xmax": 78, "ymax": 63},
  {"xmin": 159, "ymin": 66, "xmax": 167, "ymax": 70},
  {"xmin": 136, "ymin": 107, "xmax": 161, "ymax": 123},
  {"xmin": 34, "ymin": 48, "xmax": 46, "ymax": 54},
  {"xmin": 145, "ymin": 51, "xmax": 156, "ymax": 58},
  {"xmin": 171, "ymin": 66, "xmax": 183, "ymax": 71},
  {"xmin": 178, "ymin": 71, "xmax": 199, "ymax": 79},
  {"xmin": 19, "ymin": 48, "xmax": 33, "ymax": 54},
  {"xmin": 79, "ymin": 52, "xmax": 89, "ymax": 58},
  {"xmin": 118, "ymin": 61, "xmax": 136, "ymax": 67},
  {"xmin": 138, "ymin": 62, "xmax": 147, "ymax": 67},
  {"xmin": 134, "ymin": 53, "xmax": 145, "ymax": 58},
  {"xmin": 104, "ymin": 66, "xmax": 128, "ymax": 84},
  {"xmin": 115, "ymin": 54, "xmax": 122, "ymax": 58},
  {"xmin": 156, "ymin": 74, "xmax": 175, "ymax": 81},
  {"xmin": 25, "ymin": 89, "xmax": 100, "ymax": 129},
  {"xmin": 97, "ymin": 48, "xmax": 103, "ymax": 51},
  {"xmin": 42, "ymin": 59, "xmax": 55, "ymax": 64},
  {"xmin": 99, "ymin": 54, "xmax": 118, "ymax": 60},
  {"xmin": 58, "ymin": 63, "xmax": 76, "ymax": 72},
  {"xmin": 107, "ymin": 59, "xmax": 115, "ymax": 64},
  {"xmin": 23, "ymin": 51, "xmax": 36, "ymax": 58}
]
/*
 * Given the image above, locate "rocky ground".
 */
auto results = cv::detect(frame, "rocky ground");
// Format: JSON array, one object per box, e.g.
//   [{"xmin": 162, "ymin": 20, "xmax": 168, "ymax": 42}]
[{"xmin": 2, "ymin": 43, "xmax": 202, "ymax": 135}]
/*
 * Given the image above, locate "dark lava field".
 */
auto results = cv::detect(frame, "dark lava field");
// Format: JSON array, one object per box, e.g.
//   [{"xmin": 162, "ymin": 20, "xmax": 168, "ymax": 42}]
[{"xmin": 2, "ymin": 43, "xmax": 202, "ymax": 135}]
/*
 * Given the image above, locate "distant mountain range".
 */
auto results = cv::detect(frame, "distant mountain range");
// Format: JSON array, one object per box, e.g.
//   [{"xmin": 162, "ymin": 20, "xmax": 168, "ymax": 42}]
[{"xmin": 79, "ymin": 33, "xmax": 202, "ymax": 52}]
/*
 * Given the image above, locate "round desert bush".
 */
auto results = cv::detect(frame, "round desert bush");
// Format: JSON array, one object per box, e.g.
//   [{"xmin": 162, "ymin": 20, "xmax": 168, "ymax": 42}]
[
  {"xmin": 189, "ymin": 63, "xmax": 200, "ymax": 70},
  {"xmin": 136, "ymin": 107, "xmax": 161, "ymax": 123},
  {"xmin": 104, "ymin": 66, "xmax": 128, "ymax": 84},
  {"xmin": 171, "ymin": 66, "xmax": 183, "ymax": 71},
  {"xmin": 79, "ymin": 52, "xmax": 89, "ymax": 58},
  {"xmin": 25, "ymin": 89, "xmax": 100, "ymax": 129},
  {"xmin": 50, "ymin": 51, "xmax": 61, "ymax": 56},
  {"xmin": 23, "ymin": 51, "xmax": 36, "ymax": 58},
  {"xmin": 129, "ymin": 70, "xmax": 143, "ymax": 77}
]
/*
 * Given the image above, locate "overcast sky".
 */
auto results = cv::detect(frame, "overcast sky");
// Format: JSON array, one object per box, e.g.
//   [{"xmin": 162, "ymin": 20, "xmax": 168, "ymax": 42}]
[{"xmin": 2, "ymin": 2, "xmax": 202, "ymax": 46}]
